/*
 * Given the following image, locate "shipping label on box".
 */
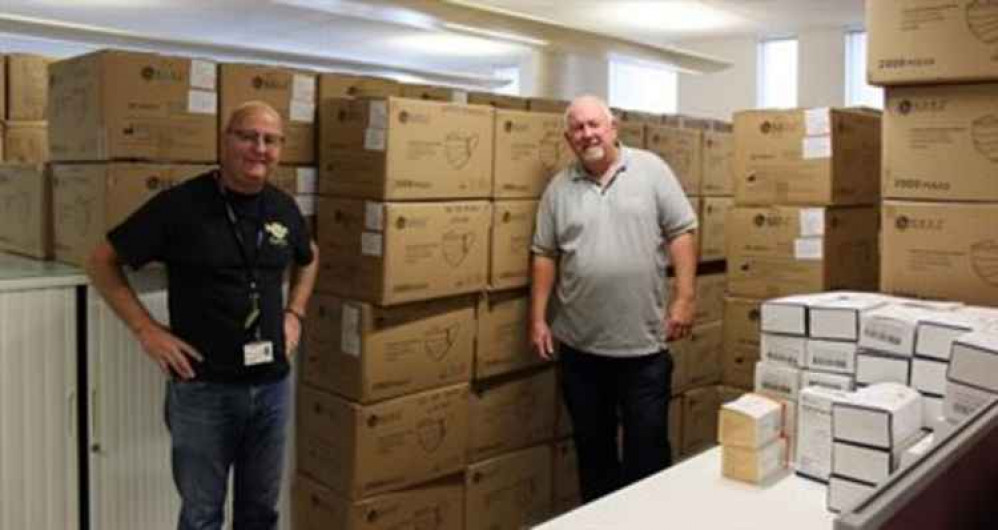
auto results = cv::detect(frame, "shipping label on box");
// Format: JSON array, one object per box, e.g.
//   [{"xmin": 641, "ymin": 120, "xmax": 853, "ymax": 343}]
[
  {"xmin": 882, "ymin": 201, "xmax": 998, "ymax": 306},
  {"xmin": 475, "ymin": 290, "xmax": 543, "ymax": 380},
  {"xmin": 867, "ymin": 0, "xmax": 998, "ymax": 85},
  {"xmin": 701, "ymin": 130, "xmax": 733, "ymax": 196},
  {"xmin": 492, "ymin": 110, "xmax": 571, "ymax": 198},
  {"xmin": 646, "ymin": 124, "xmax": 702, "ymax": 195},
  {"xmin": 466, "ymin": 445, "xmax": 552, "ymax": 530},
  {"xmin": 297, "ymin": 383, "xmax": 469, "ymax": 499},
  {"xmin": 694, "ymin": 272, "xmax": 726, "ymax": 324},
  {"xmin": 270, "ymin": 166, "xmax": 318, "ymax": 196},
  {"xmin": 884, "ymin": 84, "xmax": 998, "ymax": 202},
  {"xmin": 315, "ymin": 198, "xmax": 490, "ymax": 305},
  {"xmin": 699, "ymin": 196, "xmax": 731, "ymax": 262},
  {"xmin": 3, "ymin": 121, "xmax": 49, "ymax": 163},
  {"xmin": 303, "ymin": 294, "xmax": 476, "ymax": 403},
  {"xmin": 722, "ymin": 297, "xmax": 763, "ymax": 390},
  {"xmin": 49, "ymin": 50, "xmax": 218, "ymax": 162},
  {"xmin": 219, "ymin": 63, "xmax": 316, "ymax": 164},
  {"xmin": 468, "ymin": 368, "xmax": 557, "ymax": 462},
  {"xmin": 732, "ymin": 108, "xmax": 880, "ymax": 206},
  {"xmin": 489, "ymin": 199, "xmax": 537, "ymax": 290},
  {"xmin": 0, "ymin": 163, "xmax": 51, "ymax": 259},
  {"xmin": 319, "ymin": 97, "xmax": 493, "ymax": 200}
]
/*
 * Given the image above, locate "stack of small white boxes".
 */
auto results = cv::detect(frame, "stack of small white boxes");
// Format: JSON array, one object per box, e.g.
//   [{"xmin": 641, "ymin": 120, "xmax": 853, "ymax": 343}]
[{"xmin": 748, "ymin": 291, "xmax": 998, "ymax": 513}]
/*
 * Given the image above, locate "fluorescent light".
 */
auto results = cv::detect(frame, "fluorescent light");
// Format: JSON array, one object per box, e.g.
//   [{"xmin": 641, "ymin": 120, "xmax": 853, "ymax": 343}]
[
  {"xmin": 442, "ymin": 22, "xmax": 548, "ymax": 47},
  {"xmin": 273, "ymin": 0, "xmax": 437, "ymax": 31},
  {"xmin": 388, "ymin": 32, "xmax": 520, "ymax": 57},
  {"xmin": 597, "ymin": 2, "xmax": 739, "ymax": 32}
]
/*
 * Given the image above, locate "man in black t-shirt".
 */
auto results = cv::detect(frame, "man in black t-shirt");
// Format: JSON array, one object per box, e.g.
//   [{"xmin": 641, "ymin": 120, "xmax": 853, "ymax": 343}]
[{"xmin": 86, "ymin": 101, "xmax": 319, "ymax": 530}]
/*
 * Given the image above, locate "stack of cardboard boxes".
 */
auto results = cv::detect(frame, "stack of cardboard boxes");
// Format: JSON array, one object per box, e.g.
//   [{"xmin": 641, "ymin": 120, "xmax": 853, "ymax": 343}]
[
  {"xmin": 868, "ymin": 0, "xmax": 998, "ymax": 307},
  {"xmin": 0, "ymin": 53, "xmax": 54, "ymax": 259}
]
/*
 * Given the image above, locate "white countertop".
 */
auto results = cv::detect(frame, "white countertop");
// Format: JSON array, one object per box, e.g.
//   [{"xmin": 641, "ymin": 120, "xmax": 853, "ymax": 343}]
[
  {"xmin": 535, "ymin": 446, "xmax": 836, "ymax": 530},
  {"xmin": 0, "ymin": 252, "xmax": 87, "ymax": 291}
]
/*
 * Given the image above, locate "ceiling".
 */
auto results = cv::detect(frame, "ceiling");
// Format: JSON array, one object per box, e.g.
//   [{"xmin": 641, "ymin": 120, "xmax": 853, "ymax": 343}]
[{"xmin": 0, "ymin": 0, "xmax": 866, "ymax": 83}]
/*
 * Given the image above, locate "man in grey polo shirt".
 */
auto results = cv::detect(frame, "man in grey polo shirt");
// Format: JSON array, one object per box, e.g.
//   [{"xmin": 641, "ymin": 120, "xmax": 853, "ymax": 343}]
[{"xmin": 531, "ymin": 94, "xmax": 698, "ymax": 503}]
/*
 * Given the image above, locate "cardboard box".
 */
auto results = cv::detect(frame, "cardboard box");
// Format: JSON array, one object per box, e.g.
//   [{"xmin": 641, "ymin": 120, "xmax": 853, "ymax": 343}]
[
  {"xmin": 527, "ymin": 98, "xmax": 569, "ymax": 114},
  {"xmin": 621, "ymin": 110, "xmax": 662, "ymax": 125},
  {"xmin": 3, "ymin": 121, "xmax": 48, "ymax": 163},
  {"xmin": 701, "ymin": 130, "xmax": 733, "ymax": 196},
  {"xmin": 492, "ymin": 110, "xmax": 571, "ymax": 198},
  {"xmin": 646, "ymin": 124, "xmax": 702, "ymax": 195},
  {"xmin": 219, "ymin": 63, "xmax": 316, "ymax": 164},
  {"xmin": 722, "ymin": 297, "xmax": 763, "ymax": 390},
  {"xmin": 6, "ymin": 54, "xmax": 52, "ymax": 120},
  {"xmin": 51, "ymin": 163, "xmax": 209, "ymax": 266},
  {"xmin": 318, "ymin": 73, "xmax": 401, "ymax": 100},
  {"xmin": 475, "ymin": 290, "xmax": 544, "ymax": 380},
  {"xmin": 48, "ymin": 50, "xmax": 218, "ymax": 162},
  {"xmin": 670, "ymin": 320, "xmax": 722, "ymax": 391},
  {"xmin": 551, "ymin": 439, "xmax": 580, "ymax": 515},
  {"xmin": 796, "ymin": 386, "xmax": 850, "ymax": 483},
  {"xmin": 699, "ymin": 196, "xmax": 731, "ymax": 262},
  {"xmin": 726, "ymin": 205, "xmax": 879, "ymax": 261},
  {"xmin": 732, "ymin": 108, "xmax": 880, "ymax": 205},
  {"xmin": 270, "ymin": 166, "xmax": 317, "ymax": 196},
  {"xmin": 832, "ymin": 383, "xmax": 922, "ymax": 449},
  {"xmin": 467, "ymin": 92, "xmax": 528, "ymax": 110},
  {"xmin": 718, "ymin": 385, "xmax": 748, "ymax": 404},
  {"xmin": 760, "ymin": 333, "xmax": 807, "ymax": 368},
  {"xmin": 315, "ymin": 198, "xmax": 490, "ymax": 305},
  {"xmin": 0, "ymin": 55, "xmax": 5, "ymax": 121},
  {"xmin": 718, "ymin": 393, "xmax": 783, "ymax": 449},
  {"xmin": 617, "ymin": 121, "xmax": 645, "ymax": 148},
  {"xmin": 555, "ymin": 385, "xmax": 572, "ymax": 439},
  {"xmin": 867, "ymin": 0, "xmax": 998, "ymax": 85},
  {"xmin": 884, "ymin": 83, "xmax": 998, "ymax": 202},
  {"xmin": 721, "ymin": 438, "xmax": 787, "ymax": 484},
  {"xmin": 0, "ymin": 164, "xmax": 51, "ymax": 258},
  {"xmin": 695, "ymin": 272, "xmax": 726, "ymax": 325},
  {"xmin": 669, "ymin": 395, "xmax": 683, "ymax": 463},
  {"xmin": 303, "ymin": 294, "xmax": 476, "ymax": 403},
  {"xmin": 293, "ymin": 474, "xmax": 464, "ymax": 530},
  {"xmin": 681, "ymin": 385, "xmax": 720, "ymax": 455},
  {"xmin": 297, "ymin": 383, "xmax": 469, "ymax": 499},
  {"xmin": 882, "ymin": 201, "xmax": 998, "ymax": 305},
  {"xmin": 400, "ymin": 84, "xmax": 467, "ymax": 104},
  {"xmin": 806, "ymin": 339, "xmax": 859, "ymax": 376},
  {"xmin": 319, "ymin": 97, "xmax": 493, "ymax": 200},
  {"xmin": 468, "ymin": 368, "xmax": 557, "ymax": 462},
  {"xmin": 465, "ymin": 444, "xmax": 552, "ymax": 530},
  {"xmin": 489, "ymin": 199, "xmax": 537, "ymax": 290}
]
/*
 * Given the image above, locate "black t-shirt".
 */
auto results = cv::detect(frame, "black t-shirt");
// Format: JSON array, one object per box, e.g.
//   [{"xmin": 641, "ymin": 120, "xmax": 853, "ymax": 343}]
[{"xmin": 108, "ymin": 171, "xmax": 314, "ymax": 384}]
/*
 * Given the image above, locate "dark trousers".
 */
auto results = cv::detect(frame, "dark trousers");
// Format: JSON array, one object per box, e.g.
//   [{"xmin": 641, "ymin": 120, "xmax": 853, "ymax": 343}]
[{"xmin": 559, "ymin": 344, "xmax": 673, "ymax": 503}]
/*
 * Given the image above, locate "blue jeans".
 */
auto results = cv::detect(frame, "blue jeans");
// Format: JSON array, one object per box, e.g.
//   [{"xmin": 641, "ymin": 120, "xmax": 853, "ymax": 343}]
[
  {"xmin": 559, "ymin": 345, "xmax": 673, "ymax": 503},
  {"xmin": 166, "ymin": 376, "xmax": 291, "ymax": 530}
]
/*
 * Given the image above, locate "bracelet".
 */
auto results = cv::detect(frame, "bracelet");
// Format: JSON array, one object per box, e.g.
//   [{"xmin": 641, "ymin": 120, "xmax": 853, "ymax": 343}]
[{"xmin": 284, "ymin": 308, "xmax": 305, "ymax": 325}]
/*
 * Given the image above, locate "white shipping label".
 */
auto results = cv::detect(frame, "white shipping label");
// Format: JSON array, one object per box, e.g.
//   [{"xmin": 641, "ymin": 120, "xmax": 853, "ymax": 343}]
[
  {"xmin": 795, "ymin": 238, "xmax": 824, "ymax": 261},
  {"xmin": 290, "ymin": 101, "xmax": 315, "ymax": 123},
  {"xmin": 292, "ymin": 74, "xmax": 316, "ymax": 103},
  {"xmin": 802, "ymin": 135, "xmax": 832, "ymax": 160},
  {"xmin": 296, "ymin": 168, "xmax": 318, "ymax": 194},
  {"xmin": 360, "ymin": 232, "xmax": 383, "ymax": 257},
  {"xmin": 369, "ymin": 100, "xmax": 389, "ymax": 129},
  {"xmin": 364, "ymin": 202, "xmax": 385, "ymax": 231},
  {"xmin": 340, "ymin": 303, "xmax": 361, "ymax": 357},
  {"xmin": 190, "ymin": 59, "xmax": 217, "ymax": 90},
  {"xmin": 364, "ymin": 128, "xmax": 386, "ymax": 151},
  {"xmin": 188, "ymin": 90, "xmax": 218, "ymax": 115},
  {"xmin": 805, "ymin": 108, "xmax": 831, "ymax": 136},
  {"xmin": 451, "ymin": 90, "xmax": 469, "ymax": 104},
  {"xmin": 799, "ymin": 208, "xmax": 826, "ymax": 237}
]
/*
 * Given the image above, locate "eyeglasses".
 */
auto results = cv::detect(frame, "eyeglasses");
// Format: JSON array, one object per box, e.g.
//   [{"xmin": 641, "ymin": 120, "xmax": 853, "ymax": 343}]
[{"xmin": 228, "ymin": 129, "xmax": 285, "ymax": 149}]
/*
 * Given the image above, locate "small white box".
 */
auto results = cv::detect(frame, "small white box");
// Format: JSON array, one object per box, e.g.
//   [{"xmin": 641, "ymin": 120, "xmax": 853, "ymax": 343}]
[
  {"xmin": 718, "ymin": 393, "xmax": 785, "ymax": 449},
  {"xmin": 915, "ymin": 311, "xmax": 986, "ymax": 362},
  {"xmin": 827, "ymin": 475, "xmax": 876, "ymax": 514},
  {"xmin": 801, "ymin": 370, "xmax": 854, "ymax": 392},
  {"xmin": 922, "ymin": 394, "xmax": 944, "ymax": 431},
  {"xmin": 809, "ymin": 292, "xmax": 892, "ymax": 341},
  {"xmin": 831, "ymin": 441, "xmax": 893, "ymax": 485},
  {"xmin": 806, "ymin": 339, "xmax": 858, "ymax": 375},
  {"xmin": 832, "ymin": 383, "xmax": 922, "ymax": 449},
  {"xmin": 900, "ymin": 432, "xmax": 934, "ymax": 469},
  {"xmin": 860, "ymin": 304, "xmax": 944, "ymax": 357},
  {"xmin": 761, "ymin": 333, "xmax": 807, "ymax": 368},
  {"xmin": 947, "ymin": 331, "xmax": 998, "ymax": 394},
  {"xmin": 760, "ymin": 295, "xmax": 813, "ymax": 336},
  {"xmin": 943, "ymin": 379, "xmax": 996, "ymax": 424},
  {"xmin": 754, "ymin": 361, "xmax": 802, "ymax": 402},
  {"xmin": 911, "ymin": 357, "xmax": 948, "ymax": 396},
  {"xmin": 796, "ymin": 386, "xmax": 850, "ymax": 482},
  {"xmin": 856, "ymin": 351, "xmax": 910, "ymax": 387}
]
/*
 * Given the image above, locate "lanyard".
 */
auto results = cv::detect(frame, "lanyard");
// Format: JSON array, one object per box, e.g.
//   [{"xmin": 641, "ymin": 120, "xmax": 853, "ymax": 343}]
[{"xmin": 217, "ymin": 173, "xmax": 266, "ymax": 338}]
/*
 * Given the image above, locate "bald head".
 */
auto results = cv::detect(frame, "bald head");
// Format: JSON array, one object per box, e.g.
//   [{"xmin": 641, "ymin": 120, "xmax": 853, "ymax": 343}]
[{"xmin": 225, "ymin": 100, "xmax": 283, "ymax": 134}]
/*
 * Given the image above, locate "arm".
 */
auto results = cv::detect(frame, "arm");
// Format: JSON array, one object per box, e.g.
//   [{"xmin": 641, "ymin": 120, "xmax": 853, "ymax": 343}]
[
  {"xmin": 530, "ymin": 254, "xmax": 557, "ymax": 360},
  {"xmin": 283, "ymin": 240, "xmax": 319, "ymax": 356},
  {"xmin": 666, "ymin": 231, "xmax": 698, "ymax": 341},
  {"xmin": 86, "ymin": 240, "xmax": 202, "ymax": 378}
]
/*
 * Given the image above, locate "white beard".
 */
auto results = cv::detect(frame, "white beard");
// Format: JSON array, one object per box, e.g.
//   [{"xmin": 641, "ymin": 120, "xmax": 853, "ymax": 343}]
[{"xmin": 581, "ymin": 145, "xmax": 605, "ymax": 162}]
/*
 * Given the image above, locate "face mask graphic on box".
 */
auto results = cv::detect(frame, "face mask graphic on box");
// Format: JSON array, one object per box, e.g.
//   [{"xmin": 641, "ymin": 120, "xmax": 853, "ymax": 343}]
[
  {"xmin": 968, "ymin": 2, "xmax": 998, "ymax": 44},
  {"xmin": 971, "ymin": 114, "xmax": 998, "ymax": 162},
  {"xmin": 971, "ymin": 239, "xmax": 998, "ymax": 286},
  {"xmin": 417, "ymin": 417, "xmax": 447, "ymax": 452},
  {"xmin": 444, "ymin": 132, "xmax": 479, "ymax": 169},
  {"xmin": 539, "ymin": 130, "xmax": 566, "ymax": 172},
  {"xmin": 441, "ymin": 230, "xmax": 475, "ymax": 267},
  {"xmin": 423, "ymin": 323, "xmax": 460, "ymax": 361}
]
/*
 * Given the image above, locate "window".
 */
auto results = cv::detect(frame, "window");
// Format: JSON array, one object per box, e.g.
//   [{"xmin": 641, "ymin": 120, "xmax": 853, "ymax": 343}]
[
  {"xmin": 757, "ymin": 38, "xmax": 798, "ymax": 108},
  {"xmin": 493, "ymin": 66, "xmax": 520, "ymax": 96},
  {"xmin": 608, "ymin": 56, "xmax": 678, "ymax": 114},
  {"xmin": 845, "ymin": 31, "xmax": 884, "ymax": 109}
]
